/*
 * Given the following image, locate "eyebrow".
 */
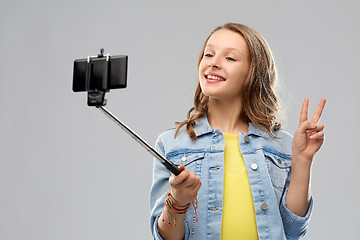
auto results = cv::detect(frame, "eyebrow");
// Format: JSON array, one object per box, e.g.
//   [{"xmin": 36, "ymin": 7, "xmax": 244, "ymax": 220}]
[{"xmin": 205, "ymin": 44, "xmax": 245, "ymax": 57}]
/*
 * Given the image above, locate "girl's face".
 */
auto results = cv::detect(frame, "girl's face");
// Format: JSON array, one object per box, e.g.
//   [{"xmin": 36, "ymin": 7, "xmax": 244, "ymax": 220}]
[{"xmin": 198, "ymin": 29, "xmax": 250, "ymax": 102}]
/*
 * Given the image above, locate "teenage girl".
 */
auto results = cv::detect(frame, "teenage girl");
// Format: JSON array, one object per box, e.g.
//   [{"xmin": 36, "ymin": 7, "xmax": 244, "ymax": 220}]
[{"xmin": 150, "ymin": 23, "xmax": 326, "ymax": 240}]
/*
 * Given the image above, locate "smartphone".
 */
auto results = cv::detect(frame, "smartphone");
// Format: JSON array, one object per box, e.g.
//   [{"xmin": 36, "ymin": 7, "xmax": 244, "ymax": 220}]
[{"xmin": 72, "ymin": 55, "xmax": 128, "ymax": 92}]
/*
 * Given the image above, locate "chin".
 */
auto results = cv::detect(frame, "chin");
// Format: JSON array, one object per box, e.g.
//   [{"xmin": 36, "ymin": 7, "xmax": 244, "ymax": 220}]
[{"xmin": 201, "ymin": 90, "xmax": 222, "ymax": 99}]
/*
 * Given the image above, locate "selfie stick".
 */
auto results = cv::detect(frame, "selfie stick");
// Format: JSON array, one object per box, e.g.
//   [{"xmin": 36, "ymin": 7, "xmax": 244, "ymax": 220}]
[
  {"xmin": 80, "ymin": 49, "xmax": 181, "ymax": 175},
  {"xmin": 96, "ymin": 105, "xmax": 182, "ymax": 175}
]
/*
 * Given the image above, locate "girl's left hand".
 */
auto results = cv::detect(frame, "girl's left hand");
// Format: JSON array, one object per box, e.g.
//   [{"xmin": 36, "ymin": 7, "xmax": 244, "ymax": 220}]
[{"xmin": 292, "ymin": 98, "xmax": 326, "ymax": 167}]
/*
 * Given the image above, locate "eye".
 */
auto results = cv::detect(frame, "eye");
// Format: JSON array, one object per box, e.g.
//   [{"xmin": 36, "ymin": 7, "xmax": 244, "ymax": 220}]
[
  {"xmin": 204, "ymin": 53, "xmax": 213, "ymax": 58},
  {"xmin": 226, "ymin": 57, "xmax": 236, "ymax": 61}
]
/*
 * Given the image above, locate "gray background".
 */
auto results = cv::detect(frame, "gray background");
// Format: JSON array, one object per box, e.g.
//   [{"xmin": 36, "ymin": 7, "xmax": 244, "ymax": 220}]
[{"xmin": 1, "ymin": 0, "xmax": 359, "ymax": 239}]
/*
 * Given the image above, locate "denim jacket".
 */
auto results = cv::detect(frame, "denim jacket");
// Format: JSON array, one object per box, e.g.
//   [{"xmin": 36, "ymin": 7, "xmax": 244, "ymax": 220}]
[{"xmin": 150, "ymin": 116, "xmax": 312, "ymax": 240}]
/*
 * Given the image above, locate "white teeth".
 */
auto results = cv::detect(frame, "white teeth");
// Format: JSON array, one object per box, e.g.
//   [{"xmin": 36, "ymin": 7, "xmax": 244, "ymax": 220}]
[{"xmin": 207, "ymin": 75, "xmax": 225, "ymax": 81}]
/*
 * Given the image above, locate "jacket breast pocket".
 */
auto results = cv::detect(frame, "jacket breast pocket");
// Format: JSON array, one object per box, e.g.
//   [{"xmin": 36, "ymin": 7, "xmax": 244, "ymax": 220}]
[
  {"xmin": 167, "ymin": 151, "xmax": 205, "ymax": 177},
  {"xmin": 264, "ymin": 151, "xmax": 291, "ymax": 195}
]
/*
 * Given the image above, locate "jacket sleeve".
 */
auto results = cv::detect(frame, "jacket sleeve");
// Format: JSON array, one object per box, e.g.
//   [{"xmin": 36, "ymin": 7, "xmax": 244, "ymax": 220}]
[
  {"xmin": 149, "ymin": 135, "xmax": 190, "ymax": 240},
  {"xmin": 279, "ymin": 171, "xmax": 313, "ymax": 239}
]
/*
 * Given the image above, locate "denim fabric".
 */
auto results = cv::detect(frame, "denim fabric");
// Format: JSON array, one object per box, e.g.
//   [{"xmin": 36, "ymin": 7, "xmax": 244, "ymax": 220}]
[{"xmin": 150, "ymin": 116, "xmax": 312, "ymax": 240}]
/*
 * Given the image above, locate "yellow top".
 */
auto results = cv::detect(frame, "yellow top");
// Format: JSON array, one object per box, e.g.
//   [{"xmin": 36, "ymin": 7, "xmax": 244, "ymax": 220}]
[{"xmin": 221, "ymin": 133, "xmax": 258, "ymax": 240}]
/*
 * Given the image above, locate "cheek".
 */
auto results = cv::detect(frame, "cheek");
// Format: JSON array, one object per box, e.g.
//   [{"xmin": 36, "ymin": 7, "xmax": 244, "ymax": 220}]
[
  {"xmin": 198, "ymin": 66, "xmax": 207, "ymax": 94},
  {"xmin": 198, "ymin": 74, "xmax": 205, "ymax": 91},
  {"xmin": 232, "ymin": 66, "xmax": 249, "ymax": 83},
  {"xmin": 198, "ymin": 60, "xmax": 206, "ymax": 74},
  {"xmin": 198, "ymin": 61, "xmax": 207, "ymax": 80}
]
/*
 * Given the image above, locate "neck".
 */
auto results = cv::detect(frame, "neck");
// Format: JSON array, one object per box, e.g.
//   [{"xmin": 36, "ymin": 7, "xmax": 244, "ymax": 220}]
[{"xmin": 207, "ymin": 98, "xmax": 249, "ymax": 134}]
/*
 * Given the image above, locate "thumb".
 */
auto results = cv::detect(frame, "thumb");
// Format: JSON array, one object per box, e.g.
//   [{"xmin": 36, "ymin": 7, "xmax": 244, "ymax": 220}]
[
  {"xmin": 179, "ymin": 165, "xmax": 185, "ymax": 171},
  {"xmin": 170, "ymin": 166, "xmax": 189, "ymax": 186},
  {"xmin": 297, "ymin": 121, "xmax": 316, "ymax": 134}
]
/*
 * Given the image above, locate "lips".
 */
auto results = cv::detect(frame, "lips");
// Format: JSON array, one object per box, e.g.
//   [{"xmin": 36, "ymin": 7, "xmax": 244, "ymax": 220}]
[{"xmin": 205, "ymin": 73, "xmax": 226, "ymax": 82}]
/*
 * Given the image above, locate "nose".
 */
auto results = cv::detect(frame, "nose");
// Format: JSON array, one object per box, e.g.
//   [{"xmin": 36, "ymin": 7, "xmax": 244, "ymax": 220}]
[
  {"xmin": 208, "ymin": 57, "xmax": 220, "ymax": 69},
  {"xmin": 208, "ymin": 62, "xmax": 219, "ymax": 69}
]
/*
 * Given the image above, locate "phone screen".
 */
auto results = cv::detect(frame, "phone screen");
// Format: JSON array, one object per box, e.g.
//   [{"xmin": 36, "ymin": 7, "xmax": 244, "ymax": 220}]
[{"xmin": 72, "ymin": 55, "xmax": 128, "ymax": 92}]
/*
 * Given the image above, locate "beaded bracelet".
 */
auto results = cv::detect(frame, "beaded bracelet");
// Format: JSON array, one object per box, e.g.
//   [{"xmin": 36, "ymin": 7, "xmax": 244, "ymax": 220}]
[{"xmin": 162, "ymin": 189, "xmax": 198, "ymax": 227}]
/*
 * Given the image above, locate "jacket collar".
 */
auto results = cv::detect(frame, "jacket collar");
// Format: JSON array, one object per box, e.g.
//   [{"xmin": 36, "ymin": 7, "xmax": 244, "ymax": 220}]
[
  {"xmin": 193, "ymin": 114, "xmax": 269, "ymax": 138},
  {"xmin": 193, "ymin": 114, "xmax": 214, "ymax": 137}
]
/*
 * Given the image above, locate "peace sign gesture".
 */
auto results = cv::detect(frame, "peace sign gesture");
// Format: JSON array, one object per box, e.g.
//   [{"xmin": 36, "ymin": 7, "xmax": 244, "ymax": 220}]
[
  {"xmin": 286, "ymin": 98, "xmax": 326, "ymax": 217},
  {"xmin": 292, "ymin": 98, "xmax": 327, "ymax": 165}
]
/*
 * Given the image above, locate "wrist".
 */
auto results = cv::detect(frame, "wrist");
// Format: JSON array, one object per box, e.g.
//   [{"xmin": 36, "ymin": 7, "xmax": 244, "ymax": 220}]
[
  {"xmin": 168, "ymin": 190, "xmax": 191, "ymax": 210},
  {"xmin": 161, "ymin": 189, "xmax": 198, "ymax": 227},
  {"xmin": 170, "ymin": 190, "xmax": 191, "ymax": 207},
  {"xmin": 291, "ymin": 154, "xmax": 313, "ymax": 170}
]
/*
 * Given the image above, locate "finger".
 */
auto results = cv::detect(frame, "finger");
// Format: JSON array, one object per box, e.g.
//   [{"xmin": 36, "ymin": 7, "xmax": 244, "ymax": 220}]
[
  {"xmin": 317, "ymin": 123, "xmax": 325, "ymax": 130},
  {"xmin": 311, "ymin": 98, "xmax": 326, "ymax": 124},
  {"xmin": 309, "ymin": 131, "xmax": 324, "ymax": 140},
  {"xmin": 188, "ymin": 179, "xmax": 201, "ymax": 198},
  {"xmin": 306, "ymin": 123, "xmax": 324, "ymax": 134},
  {"xmin": 170, "ymin": 169, "xmax": 189, "ymax": 186},
  {"xmin": 299, "ymin": 98, "xmax": 309, "ymax": 124},
  {"xmin": 191, "ymin": 176, "xmax": 201, "ymax": 190},
  {"xmin": 197, "ymin": 180, "xmax": 202, "ymax": 190},
  {"xmin": 297, "ymin": 121, "xmax": 315, "ymax": 134},
  {"xmin": 192, "ymin": 180, "xmax": 202, "ymax": 195},
  {"xmin": 183, "ymin": 173, "xmax": 199, "ymax": 189}
]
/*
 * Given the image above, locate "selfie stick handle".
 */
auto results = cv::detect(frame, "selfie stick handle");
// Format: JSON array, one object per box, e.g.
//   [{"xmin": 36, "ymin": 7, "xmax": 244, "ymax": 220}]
[{"xmin": 97, "ymin": 106, "xmax": 182, "ymax": 176}]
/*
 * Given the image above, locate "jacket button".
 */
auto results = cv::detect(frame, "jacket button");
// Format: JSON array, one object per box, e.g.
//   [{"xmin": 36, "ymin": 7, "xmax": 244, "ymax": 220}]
[
  {"xmin": 261, "ymin": 203, "xmax": 268, "ymax": 211},
  {"xmin": 181, "ymin": 155, "xmax": 187, "ymax": 162},
  {"xmin": 244, "ymin": 135, "xmax": 250, "ymax": 142},
  {"xmin": 277, "ymin": 158, "xmax": 282, "ymax": 164},
  {"xmin": 251, "ymin": 163, "xmax": 258, "ymax": 171}
]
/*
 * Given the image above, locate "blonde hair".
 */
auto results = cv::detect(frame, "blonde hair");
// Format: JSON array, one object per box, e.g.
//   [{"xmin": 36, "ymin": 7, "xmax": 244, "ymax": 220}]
[{"xmin": 175, "ymin": 23, "xmax": 282, "ymax": 139}]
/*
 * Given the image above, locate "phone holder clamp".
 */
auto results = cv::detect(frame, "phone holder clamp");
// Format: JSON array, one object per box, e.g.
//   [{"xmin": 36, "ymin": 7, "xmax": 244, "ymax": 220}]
[{"xmin": 86, "ymin": 49, "xmax": 111, "ymax": 107}]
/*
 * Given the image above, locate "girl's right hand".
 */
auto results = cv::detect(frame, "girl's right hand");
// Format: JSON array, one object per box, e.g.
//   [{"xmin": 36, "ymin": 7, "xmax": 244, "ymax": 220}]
[{"xmin": 169, "ymin": 165, "xmax": 202, "ymax": 206}]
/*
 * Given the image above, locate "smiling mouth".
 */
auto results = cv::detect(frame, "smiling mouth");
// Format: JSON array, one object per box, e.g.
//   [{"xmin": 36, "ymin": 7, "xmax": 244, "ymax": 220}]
[{"xmin": 205, "ymin": 74, "xmax": 226, "ymax": 81}]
